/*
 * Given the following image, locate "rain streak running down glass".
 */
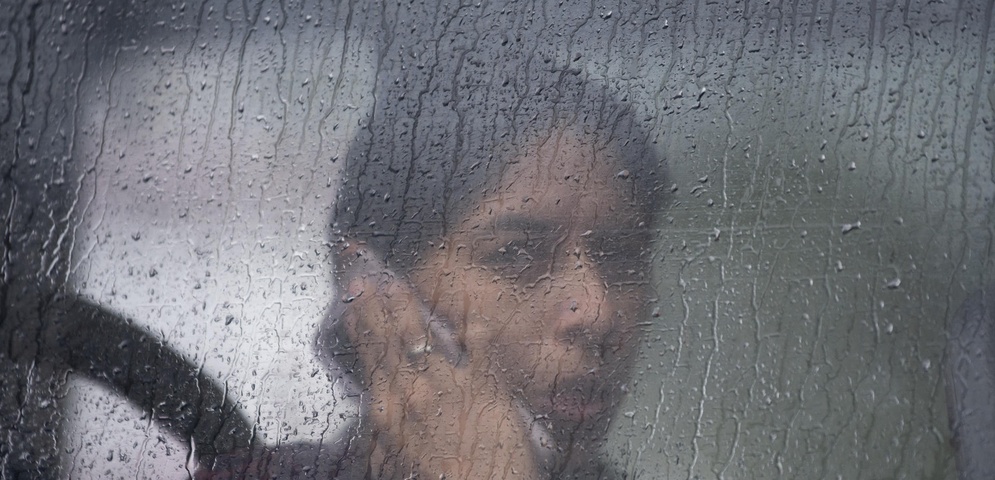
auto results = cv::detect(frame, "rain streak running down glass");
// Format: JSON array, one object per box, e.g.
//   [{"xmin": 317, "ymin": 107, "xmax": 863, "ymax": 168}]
[{"xmin": 1, "ymin": 1, "xmax": 994, "ymax": 479}]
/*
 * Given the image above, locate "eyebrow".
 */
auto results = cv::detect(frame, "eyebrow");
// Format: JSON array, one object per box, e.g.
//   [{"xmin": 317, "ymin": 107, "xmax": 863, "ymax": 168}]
[
  {"xmin": 492, "ymin": 215, "xmax": 563, "ymax": 236},
  {"xmin": 490, "ymin": 214, "xmax": 644, "ymax": 239}
]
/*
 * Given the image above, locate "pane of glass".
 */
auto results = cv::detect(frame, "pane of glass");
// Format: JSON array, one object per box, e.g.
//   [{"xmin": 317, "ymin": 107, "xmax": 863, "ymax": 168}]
[{"xmin": 1, "ymin": 1, "xmax": 992, "ymax": 478}]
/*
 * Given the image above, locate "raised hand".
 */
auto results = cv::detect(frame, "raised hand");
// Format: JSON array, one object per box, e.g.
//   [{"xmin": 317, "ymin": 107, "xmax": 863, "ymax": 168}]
[{"xmin": 335, "ymin": 241, "xmax": 544, "ymax": 479}]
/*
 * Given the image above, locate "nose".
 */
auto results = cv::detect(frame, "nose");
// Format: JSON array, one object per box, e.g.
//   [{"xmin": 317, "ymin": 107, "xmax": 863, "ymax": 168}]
[{"xmin": 550, "ymin": 262, "xmax": 613, "ymax": 343}]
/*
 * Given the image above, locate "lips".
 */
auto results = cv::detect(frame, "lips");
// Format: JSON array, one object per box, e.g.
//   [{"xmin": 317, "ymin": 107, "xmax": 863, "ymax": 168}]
[
  {"xmin": 533, "ymin": 376, "xmax": 620, "ymax": 426},
  {"xmin": 550, "ymin": 392, "xmax": 606, "ymax": 423}
]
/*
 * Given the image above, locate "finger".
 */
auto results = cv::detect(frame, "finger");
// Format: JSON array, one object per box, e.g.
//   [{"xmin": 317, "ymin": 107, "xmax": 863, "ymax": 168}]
[
  {"xmin": 341, "ymin": 268, "xmax": 432, "ymax": 380},
  {"xmin": 370, "ymin": 356, "xmax": 540, "ymax": 479},
  {"xmin": 332, "ymin": 237, "xmax": 380, "ymax": 282},
  {"xmin": 336, "ymin": 241, "xmax": 464, "ymax": 369},
  {"xmin": 332, "ymin": 251, "xmax": 539, "ymax": 477}
]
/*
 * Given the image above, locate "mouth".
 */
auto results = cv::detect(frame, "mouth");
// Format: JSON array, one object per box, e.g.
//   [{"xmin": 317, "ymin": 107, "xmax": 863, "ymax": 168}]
[
  {"xmin": 550, "ymin": 392, "xmax": 607, "ymax": 423},
  {"xmin": 534, "ymin": 376, "xmax": 622, "ymax": 426}
]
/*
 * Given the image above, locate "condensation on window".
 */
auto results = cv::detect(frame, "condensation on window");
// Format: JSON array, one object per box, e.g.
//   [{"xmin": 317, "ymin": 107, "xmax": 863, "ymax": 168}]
[{"xmin": 1, "ymin": 1, "xmax": 993, "ymax": 479}]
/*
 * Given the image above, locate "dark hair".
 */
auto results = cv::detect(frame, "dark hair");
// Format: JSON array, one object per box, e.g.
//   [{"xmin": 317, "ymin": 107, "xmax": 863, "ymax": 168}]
[{"xmin": 331, "ymin": 70, "xmax": 666, "ymax": 271}]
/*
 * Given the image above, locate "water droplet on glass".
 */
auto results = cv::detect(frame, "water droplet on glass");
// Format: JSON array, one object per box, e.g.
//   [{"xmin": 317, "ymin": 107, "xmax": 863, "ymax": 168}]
[{"xmin": 841, "ymin": 221, "xmax": 861, "ymax": 234}]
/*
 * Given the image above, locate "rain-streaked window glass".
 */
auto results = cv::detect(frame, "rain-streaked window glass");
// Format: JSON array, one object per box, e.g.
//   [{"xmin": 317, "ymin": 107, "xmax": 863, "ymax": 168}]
[{"xmin": 2, "ymin": 1, "xmax": 993, "ymax": 478}]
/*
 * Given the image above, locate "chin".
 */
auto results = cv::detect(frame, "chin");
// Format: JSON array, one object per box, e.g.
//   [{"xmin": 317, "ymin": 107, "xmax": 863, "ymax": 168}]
[{"xmin": 533, "ymin": 384, "xmax": 625, "ymax": 448}]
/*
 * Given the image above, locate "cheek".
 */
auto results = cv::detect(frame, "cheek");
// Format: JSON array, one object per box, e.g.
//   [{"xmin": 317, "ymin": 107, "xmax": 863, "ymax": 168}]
[
  {"xmin": 430, "ymin": 271, "xmax": 540, "ymax": 346},
  {"xmin": 599, "ymin": 286, "xmax": 647, "ymax": 348},
  {"xmin": 610, "ymin": 281, "xmax": 650, "ymax": 317},
  {"xmin": 465, "ymin": 289, "xmax": 547, "ymax": 347},
  {"xmin": 453, "ymin": 281, "xmax": 555, "ymax": 370},
  {"xmin": 438, "ymin": 269, "xmax": 648, "ymax": 369}
]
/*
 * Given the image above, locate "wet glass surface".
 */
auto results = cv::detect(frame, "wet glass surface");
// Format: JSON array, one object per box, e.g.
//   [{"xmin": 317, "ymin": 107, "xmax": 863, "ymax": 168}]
[{"xmin": 2, "ymin": 1, "xmax": 994, "ymax": 478}]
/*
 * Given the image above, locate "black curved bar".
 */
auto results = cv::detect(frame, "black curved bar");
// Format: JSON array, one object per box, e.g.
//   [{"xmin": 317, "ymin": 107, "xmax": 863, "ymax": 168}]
[{"xmin": 40, "ymin": 296, "xmax": 257, "ymax": 460}]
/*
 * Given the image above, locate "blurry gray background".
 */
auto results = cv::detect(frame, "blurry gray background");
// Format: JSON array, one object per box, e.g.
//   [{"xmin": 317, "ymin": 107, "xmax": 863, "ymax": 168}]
[{"xmin": 2, "ymin": 0, "xmax": 993, "ymax": 478}]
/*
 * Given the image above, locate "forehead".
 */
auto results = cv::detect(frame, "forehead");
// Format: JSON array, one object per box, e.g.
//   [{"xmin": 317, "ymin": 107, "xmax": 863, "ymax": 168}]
[
  {"xmin": 462, "ymin": 128, "xmax": 641, "ymax": 231},
  {"xmin": 505, "ymin": 127, "xmax": 617, "ymax": 183}
]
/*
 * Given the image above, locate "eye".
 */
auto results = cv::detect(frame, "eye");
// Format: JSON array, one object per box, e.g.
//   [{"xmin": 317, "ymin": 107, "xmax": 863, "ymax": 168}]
[
  {"xmin": 471, "ymin": 234, "xmax": 556, "ymax": 285},
  {"xmin": 490, "ymin": 239, "xmax": 533, "ymax": 267},
  {"xmin": 588, "ymin": 229, "xmax": 651, "ymax": 285}
]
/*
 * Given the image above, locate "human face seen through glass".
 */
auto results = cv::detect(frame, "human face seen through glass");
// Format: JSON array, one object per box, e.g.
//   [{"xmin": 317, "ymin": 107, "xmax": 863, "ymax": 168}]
[{"xmin": 407, "ymin": 127, "xmax": 653, "ymax": 445}]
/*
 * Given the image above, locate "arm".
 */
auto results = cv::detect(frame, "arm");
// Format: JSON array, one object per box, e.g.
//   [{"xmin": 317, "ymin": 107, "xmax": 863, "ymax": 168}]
[{"xmin": 335, "ymin": 243, "xmax": 543, "ymax": 479}]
